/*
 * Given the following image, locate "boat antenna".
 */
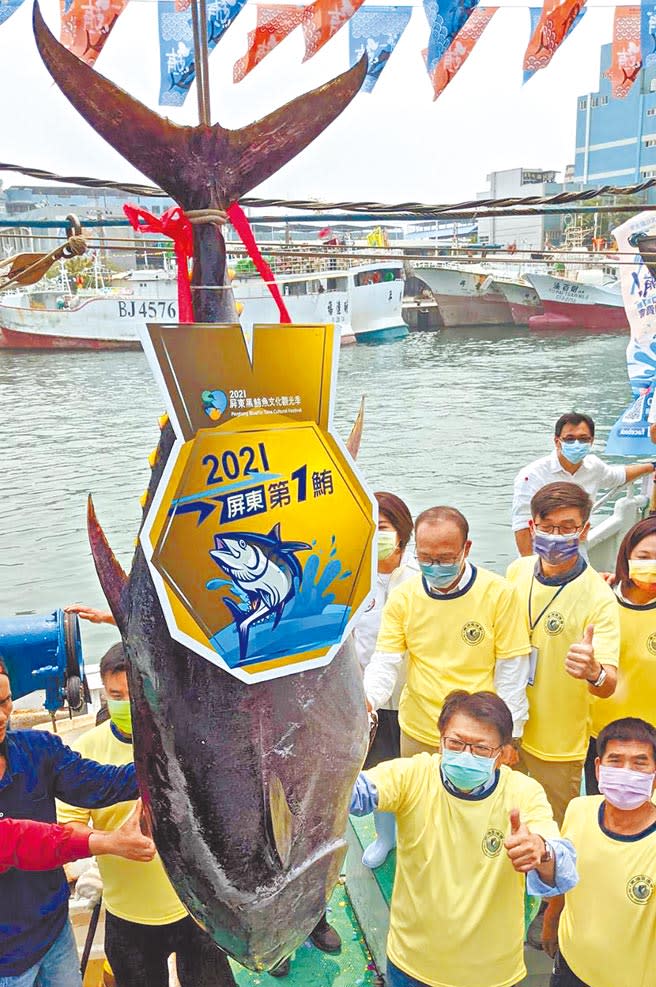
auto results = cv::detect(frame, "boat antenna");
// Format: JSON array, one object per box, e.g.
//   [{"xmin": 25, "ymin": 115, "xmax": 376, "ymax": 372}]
[{"xmin": 190, "ymin": 0, "xmax": 211, "ymax": 126}]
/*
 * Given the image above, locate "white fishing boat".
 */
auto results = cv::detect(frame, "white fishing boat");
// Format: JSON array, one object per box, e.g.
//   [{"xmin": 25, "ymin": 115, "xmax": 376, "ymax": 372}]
[
  {"xmin": 0, "ymin": 261, "xmax": 409, "ymax": 349},
  {"xmin": 494, "ymin": 277, "xmax": 543, "ymax": 327},
  {"xmin": 526, "ymin": 271, "xmax": 629, "ymax": 332},
  {"xmin": 410, "ymin": 264, "xmax": 514, "ymax": 327}
]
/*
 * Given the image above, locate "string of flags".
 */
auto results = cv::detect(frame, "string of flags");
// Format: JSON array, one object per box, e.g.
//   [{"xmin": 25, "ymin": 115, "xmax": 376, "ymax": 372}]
[{"xmin": 3, "ymin": 0, "xmax": 656, "ymax": 105}]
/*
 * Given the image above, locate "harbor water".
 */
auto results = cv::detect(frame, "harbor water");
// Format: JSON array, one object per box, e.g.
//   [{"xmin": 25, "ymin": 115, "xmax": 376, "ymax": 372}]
[{"xmin": 0, "ymin": 326, "xmax": 631, "ymax": 662}]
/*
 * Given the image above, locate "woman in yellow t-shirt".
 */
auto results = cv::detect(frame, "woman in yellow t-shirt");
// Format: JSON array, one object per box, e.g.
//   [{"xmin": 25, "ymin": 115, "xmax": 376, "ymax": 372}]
[{"xmin": 585, "ymin": 515, "xmax": 656, "ymax": 794}]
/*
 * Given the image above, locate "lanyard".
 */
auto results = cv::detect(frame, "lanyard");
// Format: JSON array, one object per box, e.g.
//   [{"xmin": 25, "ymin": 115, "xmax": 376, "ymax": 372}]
[{"xmin": 528, "ymin": 576, "xmax": 567, "ymax": 632}]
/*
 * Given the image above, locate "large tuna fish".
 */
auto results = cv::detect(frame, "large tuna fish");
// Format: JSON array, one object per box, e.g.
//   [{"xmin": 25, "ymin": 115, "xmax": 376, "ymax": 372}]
[{"xmin": 33, "ymin": 6, "xmax": 369, "ymax": 972}]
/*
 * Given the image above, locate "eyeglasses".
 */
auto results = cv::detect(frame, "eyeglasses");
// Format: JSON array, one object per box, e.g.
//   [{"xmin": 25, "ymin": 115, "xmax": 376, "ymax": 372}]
[
  {"xmin": 535, "ymin": 523, "xmax": 584, "ymax": 536},
  {"xmin": 442, "ymin": 736, "xmax": 502, "ymax": 759},
  {"xmin": 415, "ymin": 552, "xmax": 463, "ymax": 567}
]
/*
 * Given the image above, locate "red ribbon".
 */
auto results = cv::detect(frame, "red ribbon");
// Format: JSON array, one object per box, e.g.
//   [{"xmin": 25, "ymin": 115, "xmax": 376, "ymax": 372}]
[
  {"xmin": 124, "ymin": 202, "xmax": 291, "ymax": 325},
  {"xmin": 227, "ymin": 203, "xmax": 291, "ymax": 324},
  {"xmin": 123, "ymin": 204, "xmax": 194, "ymax": 323}
]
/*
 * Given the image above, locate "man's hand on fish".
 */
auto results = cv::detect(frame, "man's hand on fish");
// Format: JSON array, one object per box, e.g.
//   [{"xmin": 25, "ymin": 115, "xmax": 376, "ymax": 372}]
[{"xmin": 65, "ymin": 603, "xmax": 116, "ymax": 625}]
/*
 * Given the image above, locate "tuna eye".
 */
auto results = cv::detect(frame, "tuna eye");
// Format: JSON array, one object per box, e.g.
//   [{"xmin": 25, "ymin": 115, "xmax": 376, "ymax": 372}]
[{"xmin": 239, "ymin": 540, "xmax": 246, "ymax": 549}]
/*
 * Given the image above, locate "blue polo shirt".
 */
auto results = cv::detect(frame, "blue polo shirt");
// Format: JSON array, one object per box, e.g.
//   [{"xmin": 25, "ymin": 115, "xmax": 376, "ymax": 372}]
[{"xmin": 0, "ymin": 729, "xmax": 138, "ymax": 976}]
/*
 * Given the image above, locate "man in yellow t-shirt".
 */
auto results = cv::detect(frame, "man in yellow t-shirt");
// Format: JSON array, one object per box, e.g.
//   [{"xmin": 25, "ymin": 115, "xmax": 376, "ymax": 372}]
[
  {"xmin": 543, "ymin": 717, "xmax": 656, "ymax": 987},
  {"xmin": 506, "ymin": 482, "xmax": 619, "ymax": 825},
  {"xmin": 350, "ymin": 690, "xmax": 578, "ymax": 987},
  {"xmin": 364, "ymin": 506, "xmax": 531, "ymax": 756},
  {"xmin": 58, "ymin": 643, "xmax": 236, "ymax": 987}
]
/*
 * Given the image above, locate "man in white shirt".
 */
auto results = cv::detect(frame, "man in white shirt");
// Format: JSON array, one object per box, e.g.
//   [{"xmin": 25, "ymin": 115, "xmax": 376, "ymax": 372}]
[{"xmin": 512, "ymin": 412, "xmax": 655, "ymax": 556}]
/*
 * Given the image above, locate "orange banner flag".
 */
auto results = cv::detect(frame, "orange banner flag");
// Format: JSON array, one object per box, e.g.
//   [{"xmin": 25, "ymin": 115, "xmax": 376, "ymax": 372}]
[
  {"xmin": 60, "ymin": 0, "xmax": 128, "ymax": 66},
  {"xmin": 427, "ymin": 6, "xmax": 497, "ymax": 100},
  {"xmin": 233, "ymin": 4, "xmax": 306, "ymax": 81},
  {"xmin": 606, "ymin": 6, "xmax": 641, "ymax": 98},
  {"xmin": 302, "ymin": 0, "xmax": 365, "ymax": 61},
  {"xmin": 523, "ymin": 0, "xmax": 586, "ymax": 75}
]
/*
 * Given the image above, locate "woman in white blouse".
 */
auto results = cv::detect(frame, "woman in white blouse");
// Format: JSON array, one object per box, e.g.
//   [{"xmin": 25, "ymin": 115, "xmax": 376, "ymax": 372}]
[{"xmin": 352, "ymin": 491, "xmax": 415, "ymax": 868}]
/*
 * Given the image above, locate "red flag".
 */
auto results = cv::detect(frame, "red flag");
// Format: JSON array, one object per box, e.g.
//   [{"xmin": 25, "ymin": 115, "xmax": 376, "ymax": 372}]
[
  {"xmin": 60, "ymin": 0, "xmax": 128, "ymax": 66},
  {"xmin": 302, "ymin": 0, "xmax": 365, "ymax": 61},
  {"xmin": 426, "ymin": 7, "xmax": 497, "ymax": 101},
  {"xmin": 233, "ymin": 5, "xmax": 306, "ymax": 82},
  {"xmin": 523, "ymin": 0, "xmax": 586, "ymax": 75},
  {"xmin": 605, "ymin": 6, "xmax": 641, "ymax": 99}
]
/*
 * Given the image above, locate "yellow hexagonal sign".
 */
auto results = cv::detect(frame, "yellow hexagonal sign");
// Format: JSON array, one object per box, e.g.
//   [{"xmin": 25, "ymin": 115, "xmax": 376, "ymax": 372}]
[{"xmin": 140, "ymin": 322, "xmax": 376, "ymax": 683}]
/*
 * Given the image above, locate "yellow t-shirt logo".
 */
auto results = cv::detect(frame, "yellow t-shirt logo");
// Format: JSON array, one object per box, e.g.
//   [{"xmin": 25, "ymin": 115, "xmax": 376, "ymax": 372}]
[
  {"xmin": 646, "ymin": 633, "xmax": 656, "ymax": 656},
  {"xmin": 544, "ymin": 611, "xmax": 565, "ymax": 636},
  {"xmin": 482, "ymin": 829, "xmax": 505, "ymax": 858},
  {"xmin": 626, "ymin": 875, "xmax": 654, "ymax": 905},
  {"xmin": 462, "ymin": 621, "xmax": 485, "ymax": 646}
]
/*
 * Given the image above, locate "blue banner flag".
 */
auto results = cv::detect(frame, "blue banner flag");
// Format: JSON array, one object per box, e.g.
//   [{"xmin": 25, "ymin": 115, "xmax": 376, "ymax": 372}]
[
  {"xmin": 159, "ymin": 0, "xmax": 247, "ymax": 107},
  {"xmin": 605, "ymin": 212, "xmax": 656, "ymax": 456},
  {"xmin": 0, "ymin": 0, "xmax": 25, "ymax": 26},
  {"xmin": 349, "ymin": 5, "xmax": 412, "ymax": 92},
  {"xmin": 641, "ymin": 0, "xmax": 656, "ymax": 68},
  {"xmin": 423, "ymin": 0, "xmax": 478, "ymax": 74}
]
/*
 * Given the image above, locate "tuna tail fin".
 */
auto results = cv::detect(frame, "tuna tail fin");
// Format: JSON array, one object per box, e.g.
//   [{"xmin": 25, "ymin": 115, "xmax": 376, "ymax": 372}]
[
  {"xmin": 223, "ymin": 595, "xmax": 248, "ymax": 626},
  {"xmin": 33, "ymin": 3, "xmax": 367, "ymax": 209},
  {"xmin": 346, "ymin": 395, "xmax": 365, "ymax": 459},
  {"xmin": 87, "ymin": 495, "xmax": 129, "ymax": 632}
]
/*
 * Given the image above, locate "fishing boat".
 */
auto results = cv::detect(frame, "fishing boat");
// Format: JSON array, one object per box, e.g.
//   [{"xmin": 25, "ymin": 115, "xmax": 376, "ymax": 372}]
[
  {"xmin": 409, "ymin": 264, "xmax": 514, "ymax": 327},
  {"xmin": 494, "ymin": 277, "xmax": 543, "ymax": 326},
  {"xmin": 526, "ymin": 271, "xmax": 629, "ymax": 332},
  {"xmin": 0, "ymin": 261, "xmax": 409, "ymax": 349}
]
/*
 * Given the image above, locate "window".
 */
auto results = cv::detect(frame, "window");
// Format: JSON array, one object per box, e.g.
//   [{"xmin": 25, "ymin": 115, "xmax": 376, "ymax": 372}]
[
  {"xmin": 641, "ymin": 168, "xmax": 656, "ymax": 178},
  {"xmin": 599, "ymin": 96, "xmax": 609, "ymax": 106},
  {"xmin": 648, "ymin": 107, "xmax": 656, "ymax": 117},
  {"xmin": 578, "ymin": 98, "xmax": 588, "ymax": 110},
  {"xmin": 646, "ymin": 139, "xmax": 656, "ymax": 147},
  {"xmin": 591, "ymin": 97, "xmax": 599, "ymax": 107}
]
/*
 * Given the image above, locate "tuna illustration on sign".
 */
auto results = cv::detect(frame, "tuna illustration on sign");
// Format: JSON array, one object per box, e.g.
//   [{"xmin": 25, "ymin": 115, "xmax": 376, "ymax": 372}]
[
  {"xmin": 210, "ymin": 525, "xmax": 311, "ymax": 660},
  {"xmin": 33, "ymin": 5, "xmax": 371, "ymax": 974}
]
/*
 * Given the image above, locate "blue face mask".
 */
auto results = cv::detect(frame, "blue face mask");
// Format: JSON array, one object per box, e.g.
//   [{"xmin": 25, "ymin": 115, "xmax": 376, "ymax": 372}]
[
  {"xmin": 533, "ymin": 529, "xmax": 581, "ymax": 565},
  {"xmin": 420, "ymin": 559, "xmax": 462, "ymax": 590},
  {"xmin": 560, "ymin": 440, "xmax": 591, "ymax": 465},
  {"xmin": 441, "ymin": 747, "xmax": 498, "ymax": 792}
]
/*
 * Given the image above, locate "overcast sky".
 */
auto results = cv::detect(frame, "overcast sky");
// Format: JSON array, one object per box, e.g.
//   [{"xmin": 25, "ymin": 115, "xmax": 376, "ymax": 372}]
[{"xmin": 0, "ymin": 0, "xmax": 618, "ymax": 204}]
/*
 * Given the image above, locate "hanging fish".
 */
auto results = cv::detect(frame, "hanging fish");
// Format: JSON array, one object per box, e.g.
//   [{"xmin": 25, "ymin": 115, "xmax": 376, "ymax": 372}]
[{"xmin": 33, "ymin": 4, "xmax": 369, "ymax": 972}]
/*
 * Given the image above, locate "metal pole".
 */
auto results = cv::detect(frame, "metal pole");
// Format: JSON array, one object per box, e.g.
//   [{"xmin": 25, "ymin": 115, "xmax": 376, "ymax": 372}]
[
  {"xmin": 190, "ymin": 0, "xmax": 209, "ymax": 126},
  {"xmin": 198, "ymin": 0, "xmax": 212, "ymax": 125}
]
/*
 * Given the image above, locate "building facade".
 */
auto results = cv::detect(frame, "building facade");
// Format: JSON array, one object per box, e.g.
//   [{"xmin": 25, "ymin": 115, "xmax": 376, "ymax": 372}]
[
  {"xmin": 477, "ymin": 168, "xmax": 564, "ymax": 249},
  {"xmin": 574, "ymin": 43, "xmax": 656, "ymax": 186}
]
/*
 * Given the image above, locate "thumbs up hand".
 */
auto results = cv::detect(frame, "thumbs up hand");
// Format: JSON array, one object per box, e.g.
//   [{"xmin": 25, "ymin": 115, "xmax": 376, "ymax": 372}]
[
  {"xmin": 565, "ymin": 624, "xmax": 600, "ymax": 682},
  {"xmin": 504, "ymin": 808, "xmax": 547, "ymax": 874}
]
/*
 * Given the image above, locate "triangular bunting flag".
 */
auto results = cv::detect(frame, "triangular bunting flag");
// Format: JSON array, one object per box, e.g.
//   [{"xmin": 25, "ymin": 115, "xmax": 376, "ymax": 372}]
[
  {"xmin": 523, "ymin": 0, "xmax": 587, "ymax": 76},
  {"xmin": 426, "ymin": 6, "xmax": 497, "ymax": 100},
  {"xmin": 605, "ymin": 6, "xmax": 641, "ymax": 98},
  {"xmin": 349, "ymin": 5, "xmax": 412, "ymax": 92}
]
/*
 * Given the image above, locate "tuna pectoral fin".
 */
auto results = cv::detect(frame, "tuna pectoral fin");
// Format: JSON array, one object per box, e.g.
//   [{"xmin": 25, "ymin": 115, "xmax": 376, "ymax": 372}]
[
  {"xmin": 87, "ymin": 495, "xmax": 129, "ymax": 631},
  {"xmin": 268, "ymin": 774, "xmax": 294, "ymax": 870},
  {"xmin": 346, "ymin": 395, "xmax": 365, "ymax": 459},
  {"xmin": 33, "ymin": 2, "xmax": 367, "ymax": 207}
]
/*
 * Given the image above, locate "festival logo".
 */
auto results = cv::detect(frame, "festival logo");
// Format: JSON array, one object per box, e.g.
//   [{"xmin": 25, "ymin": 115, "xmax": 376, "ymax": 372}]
[
  {"xmin": 462, "ymin": 620, "xmax": 485, "ymax": 646},
  {"xmin": 202, "ymin": 389, "xmax": 228, "ymax": 422},
  {"xmin": 482, "ymin": 828, "xmax": 504, "ymax": 858},
  {"xmin": 627, "ymin": 875, "xmax": 654, "ymax": 905},
  {"xmin": 544, "ymin": 611, "xmax": 564, "ymax": 636}
]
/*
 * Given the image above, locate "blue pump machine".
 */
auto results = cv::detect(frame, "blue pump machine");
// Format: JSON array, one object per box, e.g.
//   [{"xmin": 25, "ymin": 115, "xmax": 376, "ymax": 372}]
[{"xmin": 0, "ymin": 610, "xmax": 87, "ymax": 725}]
